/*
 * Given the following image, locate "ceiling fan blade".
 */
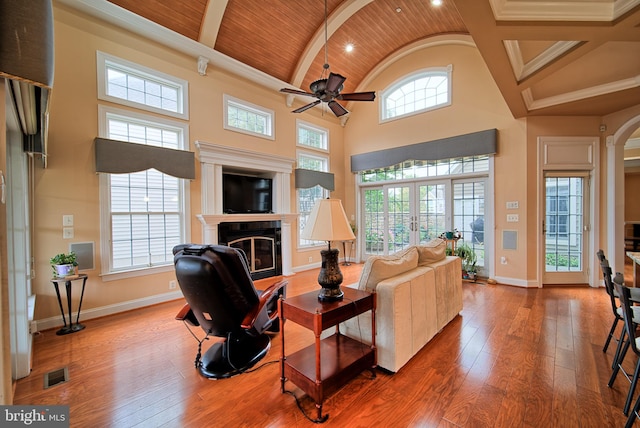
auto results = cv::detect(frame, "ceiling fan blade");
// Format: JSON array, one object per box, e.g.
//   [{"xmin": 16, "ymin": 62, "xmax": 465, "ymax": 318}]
[
  {"xmin": 328, "ymin": 100, "xmax": 349, "ymax": 117},
  {"xmin": 292, "ymin": 100, "xmax": 321, "ymax": 113},
  {"xmin": 338, "ymin": 91, "xmax": 376, "ymax": 102},
  {"xmin": 326, "ymin": 72, "xmax": 346, "ymax": 93},
  {"xmin": 280, "ymin": 88, "xmax": 317, "ymax": 97}
]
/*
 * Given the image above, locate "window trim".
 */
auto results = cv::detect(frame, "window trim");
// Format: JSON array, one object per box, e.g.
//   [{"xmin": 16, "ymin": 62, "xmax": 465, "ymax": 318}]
[
  {"xmin": 380, "ymin": 65, "xmax": 452, "ymax": 123},
  {"xmin": 97, "ymin": 51, "xmax": 189, "ymax": 120},
  {"xmin": 296, "ymin": 119, "xmax": 329, "ymax": 152},
  {"xmin": 223, "ymin": 94, "xmax": 275, "ymax": 140},
  {"xmin": 98, "ymin": 105, "xmax": 190, "ymax": 280}
]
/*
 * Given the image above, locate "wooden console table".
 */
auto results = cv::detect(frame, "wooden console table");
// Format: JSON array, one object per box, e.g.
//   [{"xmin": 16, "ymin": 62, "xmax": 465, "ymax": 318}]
[{"xmin": 279, "ymin": 287, "xmax": 376, "ymax": 422}]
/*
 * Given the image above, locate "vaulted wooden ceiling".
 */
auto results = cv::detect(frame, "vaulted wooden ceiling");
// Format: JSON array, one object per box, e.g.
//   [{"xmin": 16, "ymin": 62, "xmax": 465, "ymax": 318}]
[{"xmin": 69, "ymin": 0, "xmax": 640, "ymax": 118}]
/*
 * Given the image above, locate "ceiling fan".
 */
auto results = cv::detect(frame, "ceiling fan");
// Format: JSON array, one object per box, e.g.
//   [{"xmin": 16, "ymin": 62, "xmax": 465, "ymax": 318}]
[{"xmin": 279, "ymin": 0, "xmax": 376, "ymax": 117}]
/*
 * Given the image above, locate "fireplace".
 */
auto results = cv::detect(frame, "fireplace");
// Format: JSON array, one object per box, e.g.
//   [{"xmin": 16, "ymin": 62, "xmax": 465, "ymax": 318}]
[
  {"xmin": 195, "ymin": 141, "xmax": 298, "ymax": 278},
  {"xmin": 218, "ymin": 221, "xmax": 282, "ymax": 280}
]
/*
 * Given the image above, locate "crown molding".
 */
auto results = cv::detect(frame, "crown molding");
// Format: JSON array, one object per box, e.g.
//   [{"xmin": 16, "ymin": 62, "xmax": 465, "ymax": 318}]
[
  {"xmin": 489, "ymin": 0, "xmax": 640, "ymax": 21},
  {"xmin": 522, "ymin": 75, "xmax": 640, "ymax": 111},
  {"xmin": 504, "ymin": 40, "xmax": 581, "ymax": 82}
]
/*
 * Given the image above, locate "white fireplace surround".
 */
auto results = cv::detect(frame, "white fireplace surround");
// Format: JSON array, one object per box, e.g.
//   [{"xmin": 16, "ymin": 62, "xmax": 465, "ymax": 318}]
[{"xmin": 195, "ymin": 141, "xmax": 298, "ymax": 276}]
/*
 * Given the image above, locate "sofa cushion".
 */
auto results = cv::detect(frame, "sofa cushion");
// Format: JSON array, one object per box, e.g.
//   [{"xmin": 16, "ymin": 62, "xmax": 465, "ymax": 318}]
[
  {"xmin": 358, "ymin": 246, "xmax": 419, "ymax": 292},
  {"xmin": 417, "ymin": 238, "xmax": 447, "ymax": 265}
]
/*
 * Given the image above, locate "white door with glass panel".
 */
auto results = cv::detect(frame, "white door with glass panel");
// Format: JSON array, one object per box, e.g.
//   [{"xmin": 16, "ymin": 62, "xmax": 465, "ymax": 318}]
[{"xmin": 543, "ymin": 174, "xmax": 589, "ymax": 284}]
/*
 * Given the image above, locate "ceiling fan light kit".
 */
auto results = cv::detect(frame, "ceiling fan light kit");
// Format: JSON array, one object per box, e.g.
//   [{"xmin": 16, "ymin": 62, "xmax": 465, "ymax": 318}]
[{"xmin": 279, "ymin": 0, "xmax": 375, "ymax": 117}]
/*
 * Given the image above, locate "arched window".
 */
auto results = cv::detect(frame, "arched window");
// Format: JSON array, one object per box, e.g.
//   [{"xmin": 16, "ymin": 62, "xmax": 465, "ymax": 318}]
[{"xmin": 381, "ymin": 66, "xmax": 452, "ymax": 121}]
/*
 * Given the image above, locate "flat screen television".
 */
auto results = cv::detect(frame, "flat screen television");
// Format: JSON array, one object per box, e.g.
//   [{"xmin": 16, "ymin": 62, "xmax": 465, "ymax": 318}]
[{"xmin": 222, "ymin": 173, "xmax": 273, "ymax": 214}]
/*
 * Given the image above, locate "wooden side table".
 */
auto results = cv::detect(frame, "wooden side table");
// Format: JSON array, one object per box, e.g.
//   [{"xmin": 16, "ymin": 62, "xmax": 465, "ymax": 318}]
[
  {"xmin": 51, "ymin": 274, "xmax": 88, "ymax": 335},
  {"xmin": 279, "ymin": 287, "xmax": 376, "ymax": 422}
]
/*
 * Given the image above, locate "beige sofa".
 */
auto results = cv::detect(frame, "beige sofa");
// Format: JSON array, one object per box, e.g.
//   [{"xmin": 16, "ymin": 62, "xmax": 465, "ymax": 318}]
[{"xmin": 339, "ymin": 240, "xmax": 463, "ymax": 373}]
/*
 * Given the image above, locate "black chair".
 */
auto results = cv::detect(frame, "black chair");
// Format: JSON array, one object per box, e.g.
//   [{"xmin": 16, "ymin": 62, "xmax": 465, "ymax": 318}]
[
  {"xmin": 599, "ymin": 253, "xmax": 623, "ymax": 357},
  {"xmin": 173, "ymin": 244, "xmax": 287, "ymax": 379},
  {"xmin": 609, "ymin": 272, "xmax": 640, "ymax": 417}
]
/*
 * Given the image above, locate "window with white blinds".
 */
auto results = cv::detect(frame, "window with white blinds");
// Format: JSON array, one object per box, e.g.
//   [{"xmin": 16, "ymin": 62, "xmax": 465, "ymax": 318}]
[
  {"xmin": 297, "ymin": 151, "xmax": 329, "ymax": 247},
  {"xmin": 98, "ymin": 106, "xmax": 189, "ymax": 277}
]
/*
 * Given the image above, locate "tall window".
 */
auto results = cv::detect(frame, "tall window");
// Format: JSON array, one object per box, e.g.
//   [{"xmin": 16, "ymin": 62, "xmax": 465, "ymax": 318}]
[
  {"xmin": 99, "ymin": 107, "xmax": 189, "ymax": 276},
  {"xmin": 381, "ymin": 66, "xmax": 452, "ymax": 122},
  {"xmin": 224, "ymin": 94, "xmax": 274, "ymax": 139},
  {"xmin": 97, "ymin": 51, "xmax": 188, "ymax": 120},
  {"xmin": 297, "ymin": 122, "xmax": 329, "ymax": 247}
]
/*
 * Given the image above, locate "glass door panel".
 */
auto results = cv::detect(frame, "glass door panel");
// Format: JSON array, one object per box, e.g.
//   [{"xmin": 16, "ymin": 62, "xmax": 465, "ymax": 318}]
[
  {"xmin": 453, "ymin": 180, "xmax": 486, "ymax": 276},
  {"xmin": 544, "ymin": 175, "xmax": 588, "ymax": 284},
  {"xmin": 386, "ymin": 185, "xmax": 412, "ymax": 254},
  {"xmin": 417, "ymin": 183, "xmax": 447, "ymax": 243},
  {"xmin": 363, "ymin": 188, "xmax": 385, "ymax": 255}
]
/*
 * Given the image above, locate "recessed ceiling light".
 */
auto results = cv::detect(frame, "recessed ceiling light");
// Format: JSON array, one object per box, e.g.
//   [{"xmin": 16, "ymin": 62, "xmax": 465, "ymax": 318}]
[
  {"xmin": 396, "ymin": 7, "xmax": 402, "ymax": 13},
  {"xmin": 431, "ymin": 0, "xmax": 443, "ymax": 6},
  {"xmin": 345, "ymin": 43, "xmax": 354, "ymax": 53}
]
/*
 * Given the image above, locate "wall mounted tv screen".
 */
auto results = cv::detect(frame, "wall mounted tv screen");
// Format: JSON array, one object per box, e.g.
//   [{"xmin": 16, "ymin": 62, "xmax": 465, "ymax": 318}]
[{"xmin": 222, "ymin": 173, "xmax": 273, "ymax": 214}]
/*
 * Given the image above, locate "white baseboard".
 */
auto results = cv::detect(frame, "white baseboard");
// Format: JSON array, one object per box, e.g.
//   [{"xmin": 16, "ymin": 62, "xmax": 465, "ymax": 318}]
[
  {"xmin": 34, "ymin": 290, "xmax": 184, "ymax": 332},
  {"xmin": 493, "ymin": 276, "xmax": 540, "ymax": 288}
]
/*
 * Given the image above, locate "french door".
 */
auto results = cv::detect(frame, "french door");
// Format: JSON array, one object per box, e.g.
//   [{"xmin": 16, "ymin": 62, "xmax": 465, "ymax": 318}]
[
  {"xmin": 543, "ymin": 173, "xmax": 589, "ymax": 284},
  {"xmin": 361, "ymin": 178, "xmax": 487, "ymax": 276},
  {"xmin": 363, "ymin": 182, "xmax": 448, "ymax": 255}
]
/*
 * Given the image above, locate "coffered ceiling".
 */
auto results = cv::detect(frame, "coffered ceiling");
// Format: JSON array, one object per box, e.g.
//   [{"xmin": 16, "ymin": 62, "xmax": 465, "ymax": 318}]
[{"xmin": 61, "ymin": 0, "xmax": 640, "ymax": 119}]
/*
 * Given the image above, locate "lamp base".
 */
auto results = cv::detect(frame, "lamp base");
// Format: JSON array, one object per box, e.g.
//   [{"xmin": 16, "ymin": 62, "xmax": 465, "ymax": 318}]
[{"xmin": 317, "ymin": 248, "xmax": 344, "ymax": 302}]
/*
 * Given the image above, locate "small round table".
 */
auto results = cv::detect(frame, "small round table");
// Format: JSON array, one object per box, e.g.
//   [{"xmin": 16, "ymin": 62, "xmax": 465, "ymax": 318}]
[{"xmin": 51, "ymin": 274, "xmax": 88, "ymax": 335}]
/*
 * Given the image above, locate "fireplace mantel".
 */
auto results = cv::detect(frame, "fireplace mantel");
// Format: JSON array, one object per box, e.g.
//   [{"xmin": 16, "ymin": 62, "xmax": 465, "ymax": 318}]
[{"xmin": 195, "ymin": 141, "xmax": 298, "ymax": 276}]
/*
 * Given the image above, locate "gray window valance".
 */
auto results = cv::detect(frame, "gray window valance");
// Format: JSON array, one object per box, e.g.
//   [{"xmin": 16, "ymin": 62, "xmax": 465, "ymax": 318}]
[
  {"xmin": 294, "ymin": 169, "xmax": 335, "ymax": 191},
  {"xmin": 95, "ymin": 138, "xmax": 195, "ymax": 180},
  {"xmin": 350, "ymin": 128, "xmax": 497, "ymax": 172}
]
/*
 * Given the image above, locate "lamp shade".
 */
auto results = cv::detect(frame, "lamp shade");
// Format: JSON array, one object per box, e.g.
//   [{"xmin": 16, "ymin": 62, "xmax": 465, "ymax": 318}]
[{"xmin": 302, "ymin": 198, "xmax": 355, "ymax": 242}]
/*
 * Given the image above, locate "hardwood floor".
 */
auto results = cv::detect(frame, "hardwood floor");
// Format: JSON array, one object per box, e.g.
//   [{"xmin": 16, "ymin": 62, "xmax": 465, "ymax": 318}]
[{"xmin": 13, "ymin": 262, "xmax": 638, "ymax": 427}]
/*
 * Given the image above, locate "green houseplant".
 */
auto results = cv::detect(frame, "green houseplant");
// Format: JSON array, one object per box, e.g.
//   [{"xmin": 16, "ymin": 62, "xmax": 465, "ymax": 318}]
[
  {"xmin": 50, "ymin": 252, "xmax": 78, "ymax": 277},
  {"xmin": 454, "ymin": 242, "xmax": 477, "ymax": 281}
]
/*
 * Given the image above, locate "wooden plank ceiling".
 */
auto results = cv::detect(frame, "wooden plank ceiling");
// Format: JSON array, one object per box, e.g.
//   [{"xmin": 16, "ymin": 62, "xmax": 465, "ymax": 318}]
[{"xmin": 105, "ymin": 0, "xmax": 640, "ymax": 118}]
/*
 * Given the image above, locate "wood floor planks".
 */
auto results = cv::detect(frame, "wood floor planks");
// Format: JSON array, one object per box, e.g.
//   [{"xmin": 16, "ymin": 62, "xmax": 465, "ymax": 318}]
[{"xmin": 12, "ymin": 261, "xmax": 640, "ymax": 427}]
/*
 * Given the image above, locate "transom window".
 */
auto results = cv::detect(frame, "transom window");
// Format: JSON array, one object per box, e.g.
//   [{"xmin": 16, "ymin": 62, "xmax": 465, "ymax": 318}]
[
  {"xmin": 360, "ymin": 156, "xmax": 489, "ymax": 183},
  {"xmin": 224, "ymin": 94, "xmax": 274, "ymax": 140},
  {"xmin": 381, "ymin": 66, "xmax": 452, "ymax": 122},
  {"xmin": 297, "ymin": 120, "xmax": 328, "ymax": 151},
  {"xmin": 97, "ymin": 51, "xmax": 188, "ymax": 120}
]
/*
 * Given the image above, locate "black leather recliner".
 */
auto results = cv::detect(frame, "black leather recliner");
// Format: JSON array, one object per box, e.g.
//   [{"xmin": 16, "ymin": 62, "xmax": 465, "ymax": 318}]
[{"xmin": 173, "ymin": 244, "xmax": 287, "ymax": 379}]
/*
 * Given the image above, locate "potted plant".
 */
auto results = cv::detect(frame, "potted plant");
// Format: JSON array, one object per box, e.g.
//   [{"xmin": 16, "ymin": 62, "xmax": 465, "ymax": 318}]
[
  {"xmin": 50, "ymin": 252, "xmax": 78, "ymax": 277},
  {"xmin": 454, "ymin": 242, "xmax": 477, "ymax": 281}
]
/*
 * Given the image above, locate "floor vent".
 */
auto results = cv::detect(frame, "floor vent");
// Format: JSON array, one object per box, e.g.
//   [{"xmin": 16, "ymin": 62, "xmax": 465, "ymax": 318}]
[{"xmin": 44, "ymin": 367, "xmax": 69, "ymax": 389}]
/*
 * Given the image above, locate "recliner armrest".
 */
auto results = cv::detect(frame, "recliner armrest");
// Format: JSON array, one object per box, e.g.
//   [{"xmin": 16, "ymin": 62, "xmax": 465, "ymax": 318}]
[
  {"xmin": 175, "ymin": 303, "xmax": 200, "ymax": 326},
  {"xmin": 241, "ymin": 279, "xmax": 288, "ymax": 330}
]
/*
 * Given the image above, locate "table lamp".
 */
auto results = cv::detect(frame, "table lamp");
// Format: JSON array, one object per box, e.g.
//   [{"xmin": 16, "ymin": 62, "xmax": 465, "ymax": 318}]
[{"xmin": 301, "ymin": 198, "xmax": 355, "ymax": 301}]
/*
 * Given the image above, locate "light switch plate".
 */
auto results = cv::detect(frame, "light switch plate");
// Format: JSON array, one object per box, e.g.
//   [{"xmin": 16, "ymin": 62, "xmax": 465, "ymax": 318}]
[
  {"xmin": 63, "ymin": 227, "xmax": 74, "ymax": 239},
  {"xmin": 63, "ymin": 215, "xmax": 74, "ymax": 226},
  {"xmin": 506, "ymin": 214, "xmax": 519, "ymax": 222},
  {"xmin": 506, "ymin": 201, "xmax": 519, "ymax": 209}
]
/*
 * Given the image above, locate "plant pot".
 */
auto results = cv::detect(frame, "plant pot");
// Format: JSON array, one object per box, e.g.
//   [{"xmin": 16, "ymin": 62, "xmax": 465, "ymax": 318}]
[
  {"xmin": 445, "ymin": 231, "xmax": 454, "ymax": 239},
  {"xmin": 54, "ymin": 264, "xmax": 75, "ymax": 277}
]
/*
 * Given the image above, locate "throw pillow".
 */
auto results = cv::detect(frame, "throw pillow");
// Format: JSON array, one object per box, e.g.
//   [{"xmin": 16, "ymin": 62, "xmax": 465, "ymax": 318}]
[
  {"xmin": 417, "ymin": 238, "xmax": 447, "ymax": 265},
  {"xmin": 358, "ymin": 246, "xmax": 419, "ymax": 292}
]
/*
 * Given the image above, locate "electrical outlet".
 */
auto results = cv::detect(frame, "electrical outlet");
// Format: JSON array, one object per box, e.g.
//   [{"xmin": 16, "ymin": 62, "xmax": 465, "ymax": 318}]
[
  {"xmin": 501, "ymin": 256, "xmax": 507, "ymax": 265},
  {"xmin": 309, "ymin": 256, "xmax": 313, "ymax": 263},
  {"xmin": 506, "ymin": 214, "xmax": 519, "ymax": 222},
  {"xmin": 169, "ymin": 280, "xmax": 177, "ymax": 290}
]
